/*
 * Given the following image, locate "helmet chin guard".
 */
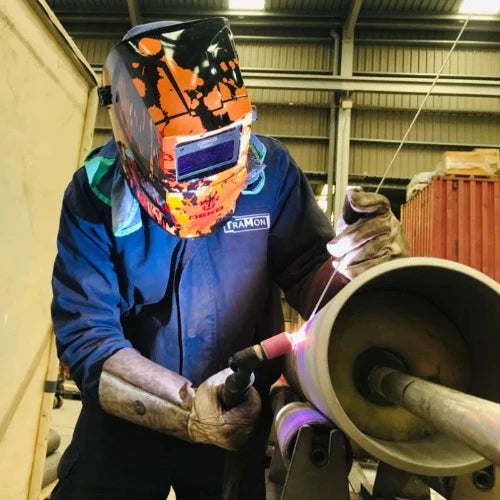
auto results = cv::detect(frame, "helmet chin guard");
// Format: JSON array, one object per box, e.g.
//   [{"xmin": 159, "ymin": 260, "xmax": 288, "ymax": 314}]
[{"xmin": 101, "ymin": 18, "xmax": 254, "ymax": 237}]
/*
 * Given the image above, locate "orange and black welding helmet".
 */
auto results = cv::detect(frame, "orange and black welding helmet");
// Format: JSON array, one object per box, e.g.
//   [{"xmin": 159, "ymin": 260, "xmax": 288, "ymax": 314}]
[{"xmin": 99, "ymin": 18, "xmax": 253, "ymax": 237}]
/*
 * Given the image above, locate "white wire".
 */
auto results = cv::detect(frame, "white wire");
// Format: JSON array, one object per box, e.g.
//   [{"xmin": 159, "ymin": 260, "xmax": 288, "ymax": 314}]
[
  {"xmin": 308, "ymin": 16, "xmax": 473, "ymax": 320},
  {"xmin": 308, "ymin": 260, "xmax": 344, "ymax": 319},
  {"xmin": 375, "ymin": 14, "xmax": 472, "ymax": 194}
]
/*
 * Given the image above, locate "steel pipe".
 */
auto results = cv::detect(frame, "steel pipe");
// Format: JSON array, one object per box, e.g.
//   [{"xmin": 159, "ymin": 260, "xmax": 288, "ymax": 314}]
[{"xmin": 369, "ymin": 367, "xmax": 500, "ymax": 466}]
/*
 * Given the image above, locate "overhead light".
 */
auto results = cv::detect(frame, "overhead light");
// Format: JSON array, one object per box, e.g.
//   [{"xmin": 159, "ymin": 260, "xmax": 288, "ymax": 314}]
[
  {"xmin": 459, "ymin": 0, "xmax": 500, "ymax": 14},
  {"xmin": 229, "ymin": 0, "xmax": 265, "ymax": 10}
]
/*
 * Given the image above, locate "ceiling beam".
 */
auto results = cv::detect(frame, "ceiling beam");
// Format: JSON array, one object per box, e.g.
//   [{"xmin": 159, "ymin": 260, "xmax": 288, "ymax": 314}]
[
  {"xmin": 90, "ymin": 65, "xmax": 500, "ymax": 97},
  {"xmin": 125, "ymin": 0, "xmax": 142, "ymax": 27},
  {"xmin": 53, "ymin": 11, "xmax": 500, "ymax": 32},
  {"xmin": 51, "ymin": 8, "xmax": 500, "ymax": 23},
  {"xmin": 242, "ymin": 72, "xmax": 500, "ymax": 97},
  {"xmin": 344, "ymin": 0, "xmax": 363, "ymax": 38}
]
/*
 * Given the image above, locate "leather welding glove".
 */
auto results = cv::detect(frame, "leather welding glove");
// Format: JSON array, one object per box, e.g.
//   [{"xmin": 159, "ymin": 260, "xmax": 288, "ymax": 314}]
[
  {"xmin": 327, "ymin": 189, "xmax": 409, "ymax": 280},
  {"xmin": 99, "ymin": 348, "xmax": 262, "ymax": 451}
]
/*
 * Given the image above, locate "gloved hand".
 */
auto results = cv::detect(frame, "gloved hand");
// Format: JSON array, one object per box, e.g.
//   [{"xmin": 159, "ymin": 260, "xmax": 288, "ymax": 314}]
[
  {"xmin": 327, "ymin": 189, "xmax": 409, "ymax": 280},
  {"xmin": 99, "ymin": 349, "xmax": 261, "ymax": 451},
  {"xmin": 188, "ymin": 368, "xmax": 262, "ymax": 450}
]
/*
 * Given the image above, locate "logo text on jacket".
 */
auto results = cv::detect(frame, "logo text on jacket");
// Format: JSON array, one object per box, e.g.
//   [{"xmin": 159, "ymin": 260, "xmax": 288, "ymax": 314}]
[{"xmin": 224, "ymin": 214, "xmax": 270, "ymax": 233}]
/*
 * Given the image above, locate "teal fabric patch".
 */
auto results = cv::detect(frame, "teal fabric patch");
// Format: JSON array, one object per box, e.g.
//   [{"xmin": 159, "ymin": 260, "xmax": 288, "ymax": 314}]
[
  {"xmin": 242, "ymin": 171, "xmax": 266, "ymax": 195},
  {"xmin": 249, "ymin": 134, "xmax": 266, "ymax": 163},
  {"xmin": 110, "ymin": 167, "xmax": 143, "ymax": 237},
  {"xmin": 243, "ymin": 134, "xmax": 267, "ymax": 195},
  {"xmin": 84, "ymin": 155, "xmax": 115, "ymax": 207},
  {"xmin": 84, "ymin": 153, "xmax": 143, "ymax": 237}
]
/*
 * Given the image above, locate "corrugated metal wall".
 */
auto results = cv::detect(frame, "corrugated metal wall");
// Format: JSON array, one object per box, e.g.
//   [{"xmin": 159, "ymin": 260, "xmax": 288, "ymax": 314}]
[
  {"xmin": 76, "ymin": 28, "xmax": 500, "ymax": 182},
  {"xmin": 355, "ymin": 44, "xmax": 500, "ymax": 77},
  {"xmin": 350, "ymin": 109, "xmax": 500, "ymax": 178},
  {"xmin": 352, "ymin": 110, "xmax": 499, "ymax": 145},
  {"xmin": 75, "ymin": 37, "xmax": 119, "ymax": 65},
  {"xmin": 352, "ymin": 36, "xmax": 500, "ymax": 180},
  {"xmin": 354, "ymin": 93, "xmax": 500, "ymax": 113},
  {"xmin": 350, "ymin": 143, "xmax": 444, "ymax": 178},
  {"xmin": 251, "ymin": 105, "xmax": 329, "ymax": 173},
  {"xmin": 237, "ymin": 40, "xmax": 334, "ymax": 72},
  {"xmin": 353, "ymin": 39, "xmax": 500, "ymax": 113}
]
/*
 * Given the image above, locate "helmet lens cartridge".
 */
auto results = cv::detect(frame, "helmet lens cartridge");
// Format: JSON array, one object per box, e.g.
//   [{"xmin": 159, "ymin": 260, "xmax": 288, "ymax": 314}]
[{"xmin": 175, "ymin": 125, "xmax": 241, "ymax": 182}]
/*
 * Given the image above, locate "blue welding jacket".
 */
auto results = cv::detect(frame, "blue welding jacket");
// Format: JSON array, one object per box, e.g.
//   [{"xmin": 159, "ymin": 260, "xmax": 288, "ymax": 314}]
[{"xmin": 51, "ymin": 135, "xmax": 341, "ymax": 406}]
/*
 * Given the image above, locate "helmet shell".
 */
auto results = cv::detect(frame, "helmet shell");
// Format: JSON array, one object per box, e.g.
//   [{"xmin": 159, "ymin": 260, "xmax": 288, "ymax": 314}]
[{"xmin": 103, "ymin": 18, "xmax": 253, "ymax": 237}]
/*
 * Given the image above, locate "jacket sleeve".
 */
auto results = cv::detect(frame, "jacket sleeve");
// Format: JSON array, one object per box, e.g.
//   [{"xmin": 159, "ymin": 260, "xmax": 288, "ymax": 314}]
[
  {"xmin": 268, "ymin": 141, "xmax": 348, "ymax": 318},
  {"xmin": 51, "ymin": 172, "xmax": 132, "ymax": 404}
]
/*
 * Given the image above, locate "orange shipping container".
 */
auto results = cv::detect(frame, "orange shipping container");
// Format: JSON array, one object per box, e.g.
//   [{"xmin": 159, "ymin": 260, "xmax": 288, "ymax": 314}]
[{"xmin": 401, "ymin": 176, "xmax": 500, "ymax": 282}]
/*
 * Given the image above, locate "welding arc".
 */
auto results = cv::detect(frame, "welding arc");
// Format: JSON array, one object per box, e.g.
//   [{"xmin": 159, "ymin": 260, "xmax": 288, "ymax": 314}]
[{"xmin": 375, "ymin": 14, "xmax": 472, "ymax": 193}]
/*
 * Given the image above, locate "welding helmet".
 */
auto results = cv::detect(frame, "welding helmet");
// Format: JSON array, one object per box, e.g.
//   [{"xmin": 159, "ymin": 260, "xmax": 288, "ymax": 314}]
[{"xmin": 99, "ymin": 18, "xmax": 253, "ymax": 237}]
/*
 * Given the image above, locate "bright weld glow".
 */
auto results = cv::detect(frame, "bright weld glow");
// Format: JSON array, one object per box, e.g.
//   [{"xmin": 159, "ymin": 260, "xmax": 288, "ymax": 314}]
[
  {"xmin": 229, "ymin": 0, "xmax": 265, "ymax": 10},
  {"xmin": 286, "ymin": 327, "xmax": 308, "ymax": 349},
  {"xmin": 459, "ymin": 0, "xmax": 500, "ymax": 14}
]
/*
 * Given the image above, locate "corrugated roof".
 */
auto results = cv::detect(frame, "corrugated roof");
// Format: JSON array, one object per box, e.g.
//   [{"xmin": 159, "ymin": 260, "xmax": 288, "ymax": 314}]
[
  {"xmin": 47, "ymin": 0, "xmax": 125, "ymax": 11},
  {"xmin": 143, "ymin": 0, "xmax": 227, "ymax": 10},
  {"xmin": 361, "ymin": 0, "xmax": 460, "ymax": 13},
  {"xmin": 47, "ymin": 0, "xmax": 467, "ymax": 15}
]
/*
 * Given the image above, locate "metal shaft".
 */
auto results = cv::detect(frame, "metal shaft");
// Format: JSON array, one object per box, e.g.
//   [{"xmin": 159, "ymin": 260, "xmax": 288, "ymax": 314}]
[{"xmin": 369, "ymin": 367, "xmax": 500, "ymax": 466}]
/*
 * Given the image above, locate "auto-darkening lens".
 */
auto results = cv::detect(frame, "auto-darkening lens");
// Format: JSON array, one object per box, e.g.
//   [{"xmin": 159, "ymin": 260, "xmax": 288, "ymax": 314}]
[{"xmin": 175, "ymin": 126, "xmax": 241, "ymax": 181}]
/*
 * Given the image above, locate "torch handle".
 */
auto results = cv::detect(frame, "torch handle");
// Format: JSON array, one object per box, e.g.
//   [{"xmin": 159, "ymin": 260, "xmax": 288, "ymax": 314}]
[
  {"xmin": 221, "ymin": 369, "xmax": 255, "ymax": 409},
  {"xmin": 220, "ymin": 334, "xmax": 294, "ymax": 409}
]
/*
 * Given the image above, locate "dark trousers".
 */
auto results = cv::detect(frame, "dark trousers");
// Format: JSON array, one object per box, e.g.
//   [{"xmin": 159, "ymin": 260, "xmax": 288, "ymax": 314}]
[{"xmin": 51, "ymin": 404, "xmax": 268, "ymax": 500}]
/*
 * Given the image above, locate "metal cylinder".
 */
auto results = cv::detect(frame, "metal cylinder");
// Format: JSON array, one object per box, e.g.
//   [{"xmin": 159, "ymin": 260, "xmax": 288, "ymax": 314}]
[
  {"xmin": 286, "ymin": 257, "xmax": 500, "ymax": 476},
  {"xmin": 370, "ymin": 367, "xmax": 500, "ymax": 466},
  {"xmin": 274, "ymin": 401, "xmax": 332, "ymax": 464}
]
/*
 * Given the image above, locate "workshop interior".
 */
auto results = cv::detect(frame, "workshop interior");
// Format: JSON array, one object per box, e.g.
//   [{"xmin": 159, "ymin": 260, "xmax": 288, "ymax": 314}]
[{"xmin": 0, "ymin": 0, "xmax": 499, "ymax": 499}]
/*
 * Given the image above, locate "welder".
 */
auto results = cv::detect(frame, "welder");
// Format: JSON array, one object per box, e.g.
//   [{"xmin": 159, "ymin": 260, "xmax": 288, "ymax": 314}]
[{"xmin": 50, "ymin": 18, "xmax": 408, "ymax": 500}]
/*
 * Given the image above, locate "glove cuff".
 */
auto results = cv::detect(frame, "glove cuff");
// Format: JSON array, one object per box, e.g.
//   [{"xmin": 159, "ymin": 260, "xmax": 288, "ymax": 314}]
[
  {"xmin": 98, "ymin": 348, "xmax": 194, "ymax": 441},
  {"xmin": 99, "ymin": 370, "xmax": 192, "ymax": 440}
]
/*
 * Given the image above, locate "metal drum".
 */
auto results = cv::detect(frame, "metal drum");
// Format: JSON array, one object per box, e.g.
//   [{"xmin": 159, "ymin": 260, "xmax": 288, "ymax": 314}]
[{"xmin": 286, "ymin": 257, "xmax": 500, "ymax": 476}]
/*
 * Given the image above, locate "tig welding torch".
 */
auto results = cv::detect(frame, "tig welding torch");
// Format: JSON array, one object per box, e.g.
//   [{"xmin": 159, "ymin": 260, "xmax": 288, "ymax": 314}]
[{"xmin": 221, "ymin": 331, "xmax": 303, "ymax": 408}]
